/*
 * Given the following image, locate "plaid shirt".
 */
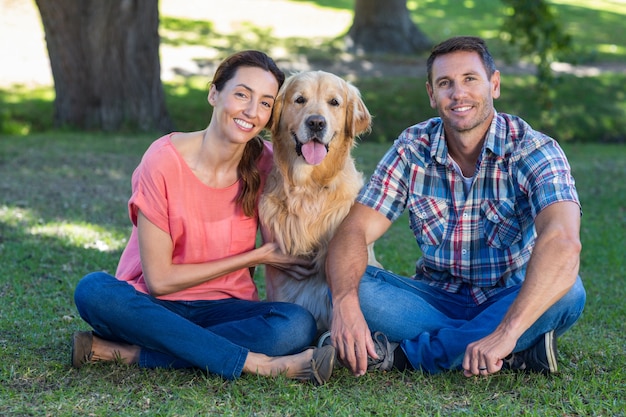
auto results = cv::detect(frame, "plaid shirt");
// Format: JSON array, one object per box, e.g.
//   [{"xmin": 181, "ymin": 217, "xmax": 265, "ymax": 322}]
[{"xmin": 358, "ymin": 112, "xmax": 580, "ymax": 304}]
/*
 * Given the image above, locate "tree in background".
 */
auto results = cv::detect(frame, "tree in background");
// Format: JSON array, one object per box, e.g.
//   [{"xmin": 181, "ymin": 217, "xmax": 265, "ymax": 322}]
[
  {"xmin": 346, "ymin": 0, "xmax": 431, "ymax": 55},
  {"xmin": 35, "ymin": 0, "xmax": 173, "ymax": 132},
  {"xmin": 499, "ymin": 0, "xmax": 572, "ymax": 123},
  {"xmin": 32, "ymin": 0, "xmax": 571, "ymax": 133}
]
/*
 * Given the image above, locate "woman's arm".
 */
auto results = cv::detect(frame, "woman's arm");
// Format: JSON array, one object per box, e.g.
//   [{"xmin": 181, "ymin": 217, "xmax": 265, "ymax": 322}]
[{"xmin": 137, "ymin": 211, "xmax": 314, "ymax": 296}]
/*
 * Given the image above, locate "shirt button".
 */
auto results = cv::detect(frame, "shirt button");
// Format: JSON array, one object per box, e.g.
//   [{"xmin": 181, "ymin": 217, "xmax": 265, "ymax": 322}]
[{"xmin": 462, "ymin": 249, "xmax": 468, "ymax": 255}]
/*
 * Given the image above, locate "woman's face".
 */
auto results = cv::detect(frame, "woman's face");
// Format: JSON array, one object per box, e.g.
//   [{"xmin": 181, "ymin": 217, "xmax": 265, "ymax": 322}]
[{"xmin": 208, "ymin": 66, "xmax": 279, "ymax": 145}]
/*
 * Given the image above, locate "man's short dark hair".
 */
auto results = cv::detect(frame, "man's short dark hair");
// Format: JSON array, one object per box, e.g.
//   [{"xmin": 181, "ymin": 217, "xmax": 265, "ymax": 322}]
[{"xmin": 426, "ymin": 36, "xmax": 497, "ymax": 85}]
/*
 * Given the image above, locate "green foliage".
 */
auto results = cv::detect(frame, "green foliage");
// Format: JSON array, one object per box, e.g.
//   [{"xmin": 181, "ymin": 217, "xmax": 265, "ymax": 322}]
[
  {"xmin": 0, "ymin": 134, "xmax": 624, "ymax": 416},
  {"xmin": 499, "ymin": 0, "xmax": 573, "ymax": 115},
  {"xmin": 314, "ymin": 0, "xmax": 626, "ymax": 64},
  {"xmin": 2, "ymin": 71, "xmax": 625, "ymax": 143},
  {"xmin": 2, "ymin": 0, "xmax": 625, "ymax": 141},
  {"xmin": 355, "ymin": 72, "xmax": 626, "ymax": 143}
]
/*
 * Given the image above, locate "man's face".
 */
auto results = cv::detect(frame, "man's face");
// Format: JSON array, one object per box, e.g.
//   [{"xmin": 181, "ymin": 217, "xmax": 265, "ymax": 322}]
[{"xmin": 426, "ymin": 51, "xmax": 500, "ymax": 137}]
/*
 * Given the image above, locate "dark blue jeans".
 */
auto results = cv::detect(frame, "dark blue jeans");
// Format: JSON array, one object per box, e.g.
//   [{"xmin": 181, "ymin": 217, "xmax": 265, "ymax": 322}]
[
  {"xmin": 358, "ymin": 266, "xmax": 586, "ymax": 373},
  {"xmin": 74, "ymin": 272, "xmax": 317, "ymax": 380}
]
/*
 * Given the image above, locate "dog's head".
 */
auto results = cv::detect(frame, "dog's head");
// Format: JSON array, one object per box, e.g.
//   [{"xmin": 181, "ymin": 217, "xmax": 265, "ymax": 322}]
[{"xmin": 270, "ymin": 71, "xmax": 372, "ymax": 168}]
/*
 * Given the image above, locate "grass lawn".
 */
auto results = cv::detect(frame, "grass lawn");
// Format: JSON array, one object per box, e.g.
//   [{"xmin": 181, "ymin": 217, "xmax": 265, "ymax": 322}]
[
  {"xmin": 0, "ymin": 132, "xmax": 624, "ymax": 416},
  {"xmin": 0, "ymin": 0, "xmax": 625, "ymax": 414}
]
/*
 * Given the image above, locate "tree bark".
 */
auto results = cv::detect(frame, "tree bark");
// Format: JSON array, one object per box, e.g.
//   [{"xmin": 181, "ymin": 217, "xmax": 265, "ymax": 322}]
[
  {"xmin": 347, "ymin": 0, "xmax": 431, "ymax": 55},
  {"xmin": 34, "ymin": 0, "xmax": 173, "ymax": 132}
]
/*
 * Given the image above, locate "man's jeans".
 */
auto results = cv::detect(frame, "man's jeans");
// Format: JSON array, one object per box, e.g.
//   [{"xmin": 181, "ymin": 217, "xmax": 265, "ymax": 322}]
[
  {"xmin": 358, "ymin": 266, "xmax": 586, "ymax": 373},
  {"xmin": 74, "ymin": 272, "xmax": 317, "ymax": 380}
]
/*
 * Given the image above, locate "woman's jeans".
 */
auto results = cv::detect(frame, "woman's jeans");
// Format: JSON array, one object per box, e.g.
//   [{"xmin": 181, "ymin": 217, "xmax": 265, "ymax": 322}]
[
  {"xmin": 74, "ymin": 272, "xmax": 317, "ymax": 380},
  {"xmin": 358, "ymin": 266, "xmax": 586, "ymax": 373}
]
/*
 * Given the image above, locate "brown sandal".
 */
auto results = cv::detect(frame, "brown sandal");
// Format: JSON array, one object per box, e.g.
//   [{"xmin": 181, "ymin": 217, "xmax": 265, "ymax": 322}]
[
  {"xmin": 71, "ymin": 331, "xmax": 94, "ymax": 368},
  {"xmin": 292, "ymin": 345, "xmax": 336, "ymax": 386}
]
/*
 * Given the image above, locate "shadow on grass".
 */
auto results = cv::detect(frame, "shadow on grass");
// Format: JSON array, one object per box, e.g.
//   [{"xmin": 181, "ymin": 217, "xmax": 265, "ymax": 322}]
[
  {"xmin": 0, "ymin": 217, "xmax": 120, "ymax": 376},
  {"xmin": 0, "ymin": 86, "xmax": 55, "ymax": 134}
]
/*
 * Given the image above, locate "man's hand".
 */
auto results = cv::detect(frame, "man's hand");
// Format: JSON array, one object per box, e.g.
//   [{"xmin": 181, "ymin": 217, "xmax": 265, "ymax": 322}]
[
  {"xmin": 331, "ymin": 294, "xmax": 378, "ymax": 376},
  {"xmin": 462, "ymin": 202, "xmax": 581, "ymax": 377},
  {"xmin": 326, "ymin": 203, "xmax": 393, "ymax": 376},
  {"xmin": 462, "ymin": 328, "xmax": 517, "ymax": 376}
]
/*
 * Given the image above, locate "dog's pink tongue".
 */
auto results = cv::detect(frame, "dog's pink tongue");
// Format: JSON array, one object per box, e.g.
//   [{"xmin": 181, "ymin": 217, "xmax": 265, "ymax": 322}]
[{"xmin": 301, "ymin": 141, "xmax": 327, "ymax": 165}]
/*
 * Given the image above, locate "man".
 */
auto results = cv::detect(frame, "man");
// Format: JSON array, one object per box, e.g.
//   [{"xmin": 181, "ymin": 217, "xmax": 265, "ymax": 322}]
[{"xmin": 325, "ymin": 36, "xmax": 585, "ymax": 377}]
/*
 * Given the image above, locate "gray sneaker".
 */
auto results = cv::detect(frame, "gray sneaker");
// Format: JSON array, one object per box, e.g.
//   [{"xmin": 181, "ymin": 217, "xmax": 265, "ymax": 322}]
[
  {"xmin": 367, "ymin": 331, "xmax": 398, "ymax": 372},
  {"xmin": 317, "ymin": 330, "xmax": 332, "ymax": 348},
  {"xmin": 503, "ymin": 330, "xmax": 558, "ymax": 374}
]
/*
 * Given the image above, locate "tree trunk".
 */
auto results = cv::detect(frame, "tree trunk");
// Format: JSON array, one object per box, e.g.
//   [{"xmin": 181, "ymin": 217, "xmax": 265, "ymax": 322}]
[
  {"xmin": 34, "ymin": 0, "xmax": 173, "ymax": 132},
  {"xmin": 347, "ymin": 0, "xmax": 432, "ymax": 55}
]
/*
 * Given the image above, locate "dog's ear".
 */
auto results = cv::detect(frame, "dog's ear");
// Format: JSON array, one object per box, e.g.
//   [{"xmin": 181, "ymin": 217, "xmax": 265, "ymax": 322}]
[
  {"xmin": 269, "ymin": 77, "xmax": 289, "ymax": 136},
  {"xmin": 345, "ymin": 83, "xmax": 372, "ymax": 138}
]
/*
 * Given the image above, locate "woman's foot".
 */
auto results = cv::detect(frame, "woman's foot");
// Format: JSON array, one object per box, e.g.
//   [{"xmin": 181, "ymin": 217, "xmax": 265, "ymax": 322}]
[
  {"xmin": 71, "ymin": 331, "xmax": 140, "ymax": 368},
  {"xmin": 291, "ymin": 345, "xmax": 336, "ymax": 385},
  {"xmin": 244, "ymin": 345, "xmax": 336, "ymax": 385},
  {"xmin": 71, "ymin": 331, "xmax": 94, "ymax": 368}
]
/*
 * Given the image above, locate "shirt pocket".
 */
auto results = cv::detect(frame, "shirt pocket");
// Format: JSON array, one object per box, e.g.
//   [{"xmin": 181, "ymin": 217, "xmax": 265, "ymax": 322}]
[
  {"xmin": 409, "ymin": 197, "xmax": 449, "ymax": 246},
  {"xmin": 481, "ymin": 199, "xmax": 522, "ymax": 249}
]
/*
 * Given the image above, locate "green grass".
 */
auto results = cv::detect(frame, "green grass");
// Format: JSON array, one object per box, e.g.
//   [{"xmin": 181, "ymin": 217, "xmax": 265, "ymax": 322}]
[
  {"xmin": 0, "ymin": 1, "xmax": 625, "ymax": 414},
  {"xmin": 1, "ymin": 133, "xmax": 624, "ymax": 416}
]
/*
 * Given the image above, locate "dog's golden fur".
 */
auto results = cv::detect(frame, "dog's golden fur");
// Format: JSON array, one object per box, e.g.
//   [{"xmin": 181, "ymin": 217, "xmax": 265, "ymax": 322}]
[{"xmin": 259, "ymin": 70, "xmax": 378, "ymax": 332}]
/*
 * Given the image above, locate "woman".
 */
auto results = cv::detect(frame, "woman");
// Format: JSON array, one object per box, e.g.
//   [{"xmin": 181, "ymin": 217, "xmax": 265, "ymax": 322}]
[{"xmin": 72, "ymin": 50, "xmax": 335, "ymax": 385}]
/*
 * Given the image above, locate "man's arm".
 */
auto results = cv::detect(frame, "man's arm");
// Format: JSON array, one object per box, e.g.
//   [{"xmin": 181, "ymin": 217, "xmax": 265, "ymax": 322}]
[
  {"xmin": 326, "ymin": 202, "xmax": 392, "ymax": 376},
  {"xmin": 462, "ymin": 201, "xmax": 582, "ymax": 376}
]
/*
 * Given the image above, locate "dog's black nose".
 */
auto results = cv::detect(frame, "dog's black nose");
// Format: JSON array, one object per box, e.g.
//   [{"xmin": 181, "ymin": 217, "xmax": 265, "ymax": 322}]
[{"xmin": 306, "ymin": 115, "xmax": 326, "ymax": 132}]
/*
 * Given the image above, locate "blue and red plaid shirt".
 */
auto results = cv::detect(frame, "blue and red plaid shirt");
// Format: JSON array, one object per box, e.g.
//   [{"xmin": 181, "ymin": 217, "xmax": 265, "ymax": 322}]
[{"xmin": 358, "ymin": 111, "xmax": 580, "ymax": 304}]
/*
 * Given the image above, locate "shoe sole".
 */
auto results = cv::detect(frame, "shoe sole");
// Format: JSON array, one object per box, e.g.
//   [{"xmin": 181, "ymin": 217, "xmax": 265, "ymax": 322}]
[{"xmin": 544, "ymin": 330, "xmax": 558, "ymax": 374}]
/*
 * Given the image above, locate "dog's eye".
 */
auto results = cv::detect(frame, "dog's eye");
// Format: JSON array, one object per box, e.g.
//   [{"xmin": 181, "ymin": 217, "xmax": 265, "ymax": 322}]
[
  {"xmin": 329, "ymin": 98, "xmax": 340, "ymax": 107},
  {"xmin": 295, "ymin": 96, "xmax": 306, "ymax": 104}
]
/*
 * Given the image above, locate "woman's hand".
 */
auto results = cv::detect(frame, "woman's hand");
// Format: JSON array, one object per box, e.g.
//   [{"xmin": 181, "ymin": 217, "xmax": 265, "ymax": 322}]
[{"xmin": 257, "ymin": 242, "xmax": 318, "ymax": 280}]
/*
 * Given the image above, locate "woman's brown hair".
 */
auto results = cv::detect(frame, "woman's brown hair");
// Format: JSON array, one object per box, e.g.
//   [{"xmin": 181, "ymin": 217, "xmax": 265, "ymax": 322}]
[{"xmin": 210, "ymin": 50, "xmax": 285, "ymax": 217}]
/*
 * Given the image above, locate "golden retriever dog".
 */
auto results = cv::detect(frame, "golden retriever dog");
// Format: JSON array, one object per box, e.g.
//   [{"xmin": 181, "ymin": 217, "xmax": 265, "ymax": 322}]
[{"xmin": 259, "ymin": 70, "xmax": 379, "ymax": 332}]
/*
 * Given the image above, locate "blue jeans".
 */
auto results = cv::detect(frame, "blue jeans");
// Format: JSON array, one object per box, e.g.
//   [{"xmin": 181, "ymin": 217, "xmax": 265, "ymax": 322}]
[
  {"xmin": 74, "ymin": 272, "xmax": 317, "ymax": 380},
  {"xmin": 358, "ymin": 266, "xmax": 586, "ymax": 373}
]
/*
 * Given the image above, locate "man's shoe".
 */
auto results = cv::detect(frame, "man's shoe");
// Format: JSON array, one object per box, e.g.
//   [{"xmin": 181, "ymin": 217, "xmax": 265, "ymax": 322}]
[
  {"xmin": 503, "ymin": 330, "xmax": 558, "ymax": 375},
  {"xmin": 71, "ymin": 331, "xmax": 94, "ymax": 368},
  {"xmin": 367, "ymin": 331, "xmax": 398, "ymax": 372},
  {"xmin": 317, "ymin": 330, "xmax": 332, "ymax": 348}
]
